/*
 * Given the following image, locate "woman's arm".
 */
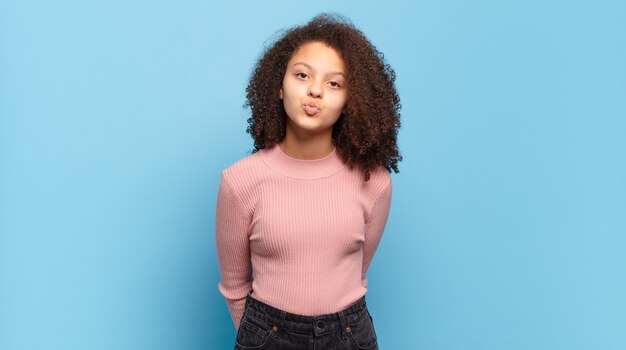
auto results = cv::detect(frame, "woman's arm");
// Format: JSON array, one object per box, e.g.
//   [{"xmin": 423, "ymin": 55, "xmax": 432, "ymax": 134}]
[
  {"xmin": 215, "ymin": 173, "xmax": 252, "ymax": 329},
  {"xmin": 361, "ymin": 178, "xmax": 392, "ymax": 287}
]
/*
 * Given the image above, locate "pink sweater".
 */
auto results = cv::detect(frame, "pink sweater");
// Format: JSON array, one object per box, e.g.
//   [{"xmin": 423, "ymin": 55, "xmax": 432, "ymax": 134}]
[{"xmin": 215, "ymin": 145, "xmax": 392, "ymax": 328}]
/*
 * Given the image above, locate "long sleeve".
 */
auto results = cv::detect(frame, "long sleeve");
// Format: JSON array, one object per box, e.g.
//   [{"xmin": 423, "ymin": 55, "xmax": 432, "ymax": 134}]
[
  {"xmin": 361, "ymin": 179, "xmax": 392, "ymax": 288},
  {"xmin": 215, "ymin": 173, "xmax": 252, "ymax": 329}
]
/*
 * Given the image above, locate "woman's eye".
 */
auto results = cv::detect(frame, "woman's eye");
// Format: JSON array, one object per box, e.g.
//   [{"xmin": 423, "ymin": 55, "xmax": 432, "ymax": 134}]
[
  {"xmin": 329, "ymin": 81, "xmax": 342, "ymax": 88},
  {"xmin": 296, "ymin": 72, "xmax": 308, "ymax": 79}
]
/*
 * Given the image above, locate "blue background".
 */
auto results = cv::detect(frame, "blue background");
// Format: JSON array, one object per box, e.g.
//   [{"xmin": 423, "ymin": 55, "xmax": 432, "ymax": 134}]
[{"xmin": 1, "ymin": 0, "xmax": 625, "ymax": 349}]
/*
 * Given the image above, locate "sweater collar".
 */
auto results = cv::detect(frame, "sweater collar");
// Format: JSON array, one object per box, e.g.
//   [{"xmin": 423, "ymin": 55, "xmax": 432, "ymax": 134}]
[{"xmin": 260, "ymin": 144, "xmax": 347, "ymax": 179}]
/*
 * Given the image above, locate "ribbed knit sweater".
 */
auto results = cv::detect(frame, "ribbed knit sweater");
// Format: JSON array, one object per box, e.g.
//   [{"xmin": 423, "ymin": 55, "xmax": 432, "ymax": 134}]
[{"xmin": 215, "ymin": 144, "xmax": 392, "ymax": 329}]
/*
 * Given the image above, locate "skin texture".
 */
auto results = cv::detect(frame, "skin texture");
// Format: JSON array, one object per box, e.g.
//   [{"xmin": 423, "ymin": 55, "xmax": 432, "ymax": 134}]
[
  {"xmin": 245, "ymin": 13, "xmax": 401, "ymax": 180},
  {"xmin": 278, "ymin": 41, "xmax": 347, "ymax": 160}
]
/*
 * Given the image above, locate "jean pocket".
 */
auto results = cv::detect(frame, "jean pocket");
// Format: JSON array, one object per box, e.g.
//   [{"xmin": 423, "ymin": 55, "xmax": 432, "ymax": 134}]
[
  {"xmin": 235, "ymin": 315, "xmax": 275, "ymax": 349},
  {"xmin": 348, "ymin": 309, "xmax": 378, "ymax": 350}
]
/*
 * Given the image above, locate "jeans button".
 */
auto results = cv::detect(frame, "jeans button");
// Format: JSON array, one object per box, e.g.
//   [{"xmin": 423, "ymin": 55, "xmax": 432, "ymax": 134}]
[{"xmin": 315, "ymin": 320, "xmax": 326, "ymax": 329}]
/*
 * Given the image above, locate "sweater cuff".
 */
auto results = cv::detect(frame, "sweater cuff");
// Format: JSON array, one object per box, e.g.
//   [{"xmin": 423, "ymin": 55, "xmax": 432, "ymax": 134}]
[{"xmin": 228, "ymin": 297, "xmax": 247, "ymax": 329}]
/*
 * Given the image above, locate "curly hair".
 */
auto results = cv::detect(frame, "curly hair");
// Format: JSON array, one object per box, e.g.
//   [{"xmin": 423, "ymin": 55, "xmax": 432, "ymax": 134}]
[{"xmin": 245, "ymin": 13, "xmax": 401, "ymax": 181}]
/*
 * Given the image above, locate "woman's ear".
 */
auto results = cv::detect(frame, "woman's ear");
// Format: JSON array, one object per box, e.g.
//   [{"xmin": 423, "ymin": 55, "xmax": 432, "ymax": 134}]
[{"xmin": 279, "ymin": 88, "xmax": 283, "ymax": 99}]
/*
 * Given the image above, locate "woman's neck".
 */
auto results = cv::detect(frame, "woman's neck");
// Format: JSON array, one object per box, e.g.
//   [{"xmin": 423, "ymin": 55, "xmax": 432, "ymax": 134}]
[{"xmin": 278, "ymin": 131, "xmax": 335, "ymax": 160}]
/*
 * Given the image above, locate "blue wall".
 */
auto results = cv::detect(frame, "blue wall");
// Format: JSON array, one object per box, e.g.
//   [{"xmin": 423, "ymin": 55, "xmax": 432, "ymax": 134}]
[{"xmin": 1, "ymin": 0, "xmax": 625, "ymax": 349}]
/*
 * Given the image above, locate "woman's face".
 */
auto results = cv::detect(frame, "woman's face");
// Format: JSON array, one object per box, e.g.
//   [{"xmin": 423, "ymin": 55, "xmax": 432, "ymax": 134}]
[{"xmin": 279, "ymin": 41, "xmax": 347, "ymax": 139}]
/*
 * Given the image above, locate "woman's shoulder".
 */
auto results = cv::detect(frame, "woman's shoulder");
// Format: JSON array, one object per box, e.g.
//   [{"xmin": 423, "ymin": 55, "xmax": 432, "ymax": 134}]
[
  {"xmin": 369, "ymin": 165, "xmax": 392, "ymax": 182},
  {"xmin": 218, "ymin": 152, "xmax": 263, "ymax": 201},
  {"xmin": 365, "ymin": 166, "xmax": 392, "ymax": 195},
  {"xmin": 350, "ymin": 165, "xmax": 391, "ymax": 189}
]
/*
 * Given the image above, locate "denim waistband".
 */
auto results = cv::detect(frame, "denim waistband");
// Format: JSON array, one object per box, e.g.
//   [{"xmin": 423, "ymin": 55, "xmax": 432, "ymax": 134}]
[{"xmin": 243, "ymin": 294, "xmax": 369, "ymax": 336}]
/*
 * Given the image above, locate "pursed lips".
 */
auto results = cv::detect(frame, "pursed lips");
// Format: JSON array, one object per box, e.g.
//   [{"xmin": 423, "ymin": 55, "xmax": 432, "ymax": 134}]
[{"xmin": 303, "ymin": 101, "xmax": 320, "ymax": 115}]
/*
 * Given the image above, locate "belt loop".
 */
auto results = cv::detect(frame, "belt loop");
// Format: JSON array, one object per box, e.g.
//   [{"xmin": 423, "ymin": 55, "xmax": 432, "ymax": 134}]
[
  {"xmin": 245, "ymin": 290, "xmax": 252, "ymax": 306},
  {"xmin": 244, "ymin": 294, "xmax": 251, "ymax": 310},
  {"xmin": 338, "ymin": 310, "xmax": 348, "ymax": 341},
  {"xmin": 279, "ymin": 311, "xmax": 286, "ymax": 330}
]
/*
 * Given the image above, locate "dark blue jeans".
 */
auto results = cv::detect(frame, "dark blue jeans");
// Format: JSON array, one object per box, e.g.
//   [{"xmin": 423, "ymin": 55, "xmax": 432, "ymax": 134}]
[{"xmin": 234, "ymin": 294, "xmax": 379, "ymax": 350}]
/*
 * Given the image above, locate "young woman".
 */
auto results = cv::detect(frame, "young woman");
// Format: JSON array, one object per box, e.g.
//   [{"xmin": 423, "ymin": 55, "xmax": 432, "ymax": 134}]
[{"xmin": 216, "ymin": 13, "xmax": 401, "ymax": 350}]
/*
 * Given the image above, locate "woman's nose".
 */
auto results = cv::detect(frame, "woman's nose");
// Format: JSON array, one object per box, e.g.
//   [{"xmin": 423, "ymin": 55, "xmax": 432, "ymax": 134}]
[{"xmin": 308, "ymin": 82, "xmax": 323, "ymax": 98}]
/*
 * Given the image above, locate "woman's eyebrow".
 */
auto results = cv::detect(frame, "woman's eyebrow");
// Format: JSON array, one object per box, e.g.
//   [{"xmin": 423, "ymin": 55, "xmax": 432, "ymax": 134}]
[{"xmin": 291, "ymin": 62, "xmax": 346, "ymax": 77}]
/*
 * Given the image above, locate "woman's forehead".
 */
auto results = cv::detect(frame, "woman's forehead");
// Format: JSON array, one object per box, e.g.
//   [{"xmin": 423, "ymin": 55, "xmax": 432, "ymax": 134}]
[{"xmin": 288, "ymin": 41, "xmax": 346, "ymax": 72}]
